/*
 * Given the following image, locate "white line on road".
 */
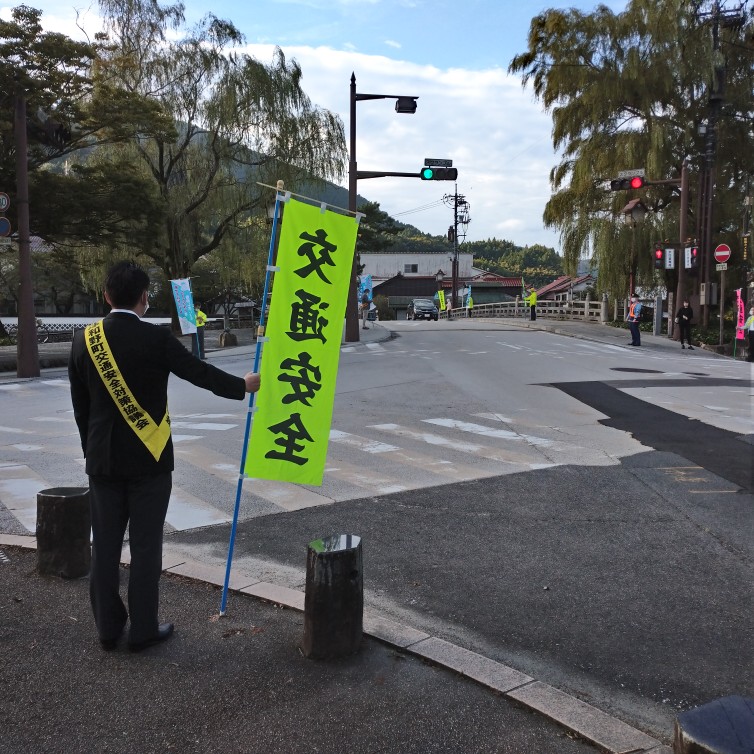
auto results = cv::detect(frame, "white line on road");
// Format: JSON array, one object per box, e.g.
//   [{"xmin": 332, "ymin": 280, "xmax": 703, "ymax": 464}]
[
  {"xmin": 329, "ymin": 430, "xmax": 400, "ymax": 453},
  {"xmin": 423, "ymin": 418, "xmax": 554, "ymax": 447}
]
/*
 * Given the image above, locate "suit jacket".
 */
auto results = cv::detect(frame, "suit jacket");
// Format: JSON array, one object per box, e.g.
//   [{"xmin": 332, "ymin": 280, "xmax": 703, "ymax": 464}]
[{"xmin": 69, "ymin": 312, "xmax": 246, "ymax": 477}]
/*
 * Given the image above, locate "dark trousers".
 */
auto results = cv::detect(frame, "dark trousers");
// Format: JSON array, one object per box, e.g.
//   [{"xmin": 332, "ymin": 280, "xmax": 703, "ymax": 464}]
[
  {"xmin": 628, "ymin": 321, "xmax": 641, "ymax": 345},
  {"xmin": 191, "ymin": 327, "xmax": 205, "ymax": 359},
  {"xmin": 530, "ymin": 305, "xmax": 536, "ymax": 321},
  {"xmin": 748, "ymin": 331, "xmax": 754, "ymax": 361},
  {"xmin": 679, "ymin": 321, "xmax": 692, "ymax": 345},
  {"xmin": 89, "ymin": 473, "xmax": 172, "ymax": 643}
]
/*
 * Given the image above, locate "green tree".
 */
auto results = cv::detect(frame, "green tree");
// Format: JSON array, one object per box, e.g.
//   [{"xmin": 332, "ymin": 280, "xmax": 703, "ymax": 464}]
[
  {"xmin": 509, "ymin": 0, "xmax": 754, "ymax": 297},
  {"xmin": 0, "ymin": 5, "xmax": 169, "ymax": 249},
  {"xmin": 96, "ymin": 0, "xmax": 348, "ymax": 292}
]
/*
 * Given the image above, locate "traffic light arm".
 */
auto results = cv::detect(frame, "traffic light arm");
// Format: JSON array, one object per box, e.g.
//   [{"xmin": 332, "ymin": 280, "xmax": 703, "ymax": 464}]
[{"xmin": 357, "ymin": 170, "xmax": 422, "ymax": 179}]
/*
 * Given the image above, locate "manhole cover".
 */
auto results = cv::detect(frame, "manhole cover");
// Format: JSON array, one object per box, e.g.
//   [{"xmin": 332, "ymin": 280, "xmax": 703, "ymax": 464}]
[{"xmin": 610, "ymin": 368, "xmax": 664, "ymax": 373}]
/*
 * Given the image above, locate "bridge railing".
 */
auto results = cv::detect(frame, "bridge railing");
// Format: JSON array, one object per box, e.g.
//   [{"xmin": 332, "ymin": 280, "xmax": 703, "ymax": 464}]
[{"xmin": 439, "ymin": 298, "xmax": 606, "ymax": 322}]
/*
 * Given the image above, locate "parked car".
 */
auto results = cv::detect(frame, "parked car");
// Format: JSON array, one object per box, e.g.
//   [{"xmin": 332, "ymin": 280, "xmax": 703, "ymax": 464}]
[{"xmin": 407, "ymin": 298, "xmax": 438, "ymax": 321}]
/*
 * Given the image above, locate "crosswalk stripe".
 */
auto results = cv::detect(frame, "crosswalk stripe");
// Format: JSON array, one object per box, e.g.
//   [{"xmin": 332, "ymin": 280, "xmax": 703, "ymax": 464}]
[
  {"xmin": 329, "ymin": 430, "xmax": 399, "ymax": 453},
  {"xmin": 174, "ymin": 444, "xmax": 332, "ymax": 512},
  {"xmin": 166, "ymin": 485, "xmax": 232, "ymax": 531},
  {"xmin": 369, "ymin": 423, "xmax": 550, "ymax": 467},
  {"xmin": 423, "ymin": 418, "xmax": 555, "ymax": 447},
  {"xmin": 170, "ymin": 422, "xmax": 237, "ymax": 431}
]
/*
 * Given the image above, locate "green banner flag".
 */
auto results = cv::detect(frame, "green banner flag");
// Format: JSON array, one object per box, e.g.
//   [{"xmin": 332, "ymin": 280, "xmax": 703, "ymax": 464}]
[
  {"xmin": 438, "ymin": 290, "xmax": 446, "ymax": 311},
  {"xmin": 245, "ymin": 198, "xmax": 359, "ymax": 485}
]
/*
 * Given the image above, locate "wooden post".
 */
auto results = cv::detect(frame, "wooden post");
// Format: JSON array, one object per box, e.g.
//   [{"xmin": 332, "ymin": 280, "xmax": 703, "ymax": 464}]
[
  {"xmin": 303, "ymin": 534, "xmax": 363, "ymax": 659},
  {"xmin": 36, "ymin": 487, "xmax": 90, "ymax": 579}
]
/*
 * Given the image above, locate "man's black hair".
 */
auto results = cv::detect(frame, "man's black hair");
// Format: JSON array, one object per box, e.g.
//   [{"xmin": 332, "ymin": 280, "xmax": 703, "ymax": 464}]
[{"xmin": 105, "ymin": 261, "xmax": 150, "ymax": 309}]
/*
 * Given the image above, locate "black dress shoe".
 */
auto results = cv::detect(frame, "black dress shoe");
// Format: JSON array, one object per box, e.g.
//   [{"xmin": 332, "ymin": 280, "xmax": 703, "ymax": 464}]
[
  {"xmin": 128, "ymin": 623, "xmax": 174, "ymax": 652},
  {"xmin": 99, "ymin": 628, "xmax": 125, "ymax": 651}
]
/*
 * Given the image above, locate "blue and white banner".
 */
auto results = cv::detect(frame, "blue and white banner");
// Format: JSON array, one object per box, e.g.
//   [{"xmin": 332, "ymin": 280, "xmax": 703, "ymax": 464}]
[
  {"xmin": 358, "ymin": 274, "xmax": 373, "ymax": 302},
  {"xmin": 170, "ymin": 278, "xmax": 197, "ymax": 335}
]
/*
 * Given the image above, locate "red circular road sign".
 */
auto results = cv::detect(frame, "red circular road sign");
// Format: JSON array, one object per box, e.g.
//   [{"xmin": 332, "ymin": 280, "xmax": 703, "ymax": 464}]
[{"xmin": 714, "ymin": 244, "xmax": 731, "ymax": 263}]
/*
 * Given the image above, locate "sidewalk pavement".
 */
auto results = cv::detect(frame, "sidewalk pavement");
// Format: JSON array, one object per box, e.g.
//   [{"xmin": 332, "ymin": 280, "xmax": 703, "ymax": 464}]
[{"xmin": 0, "ymin": 540, "xmax": 672, "ymax": 754}]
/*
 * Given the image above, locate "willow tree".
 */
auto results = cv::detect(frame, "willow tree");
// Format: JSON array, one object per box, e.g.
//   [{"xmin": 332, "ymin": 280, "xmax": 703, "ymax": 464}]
[
  {"xmin": 509, "ymin": 0, "xmax": 754, "ymax": 297},
  {"xmin": 95, "ymin": 0, "xmax": 347, "ymax": 289}
]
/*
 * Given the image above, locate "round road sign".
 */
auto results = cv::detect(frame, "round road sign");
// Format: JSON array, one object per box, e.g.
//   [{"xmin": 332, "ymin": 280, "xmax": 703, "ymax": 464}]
[
  {"xmin": 713, "ymin": 244, "xmax": 731, "ymax": 264},
  {"xmin": 0, "ymin": 217, "xmax": 10, "ymax": 237},
  {"xmin": 0, "ymin": 192, "xmax": 9, "ymax": 212}
]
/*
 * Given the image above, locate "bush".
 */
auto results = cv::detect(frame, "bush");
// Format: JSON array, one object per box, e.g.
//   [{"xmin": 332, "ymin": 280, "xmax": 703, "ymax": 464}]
[{"xmin": 373, "ymin": 294, "xmax": 393, "ymax": 321}]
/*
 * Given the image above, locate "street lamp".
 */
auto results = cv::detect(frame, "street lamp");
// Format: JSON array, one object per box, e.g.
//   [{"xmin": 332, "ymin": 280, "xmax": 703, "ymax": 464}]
[{"xmin": 347, "ymin": 72, "xmax": 418, "ymax": 342}]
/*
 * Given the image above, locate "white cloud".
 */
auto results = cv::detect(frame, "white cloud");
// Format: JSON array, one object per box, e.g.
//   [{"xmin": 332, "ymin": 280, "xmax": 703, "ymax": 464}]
[
  {"xmin": 384, "ymin": 40, "xmax": 401, "ymax": 49},
  {"xmin": 246, "ymin": 44, "xmax": 561, "ymax": 249}
]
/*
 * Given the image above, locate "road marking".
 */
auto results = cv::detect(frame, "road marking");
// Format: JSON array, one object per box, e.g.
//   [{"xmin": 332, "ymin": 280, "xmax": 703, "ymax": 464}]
[
  {"xmin": 166, "ymin": 485, "xmax": 232, "ymax": 531},
  {"xmin": 0, "ymin": 384, "xmax": 22, "ymax": 391},
  {"xmin": 370, "ymin": 423, "xmax": 549, "ymax": 467},
  {"xmin": 0, "ymin": 425, "xmax": 35, "ymax": 435},
  {"xmin": 474, "ymin": 412, "xmax": 513, "ymax": 423},
  {"xmin": 329, "ymin": 430, "xmax": 400, "ymax": 453},
  {"xmin": 365, "ymin": 343, "xmax": 386, "ymax": 351},
  {"xmin": 423, "ymin": 418, "xmax": 554, "ymax": 447},
  {"xmin": 175, "ymin": 444, "xmax": 332, "ymax": 512},
  {"xmin": 170, "ymin": 421, "xmax": 237, "ymax": 431}
]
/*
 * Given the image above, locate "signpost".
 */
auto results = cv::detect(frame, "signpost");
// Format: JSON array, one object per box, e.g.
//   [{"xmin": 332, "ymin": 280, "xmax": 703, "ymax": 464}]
[
  {"xmin": 424, "ymin": 158, "xmax": 453, "ymax": 167},
  {"xmin": 616, "ymin": 168, "xmax": 646, "ymax": 178},
  {"xmin": 0, "ymin": 192, "xmax": 9, "ymax": 212},
  {"xmin": 714, "ymin": 244, "xmax": 732, "ymax": 345}
]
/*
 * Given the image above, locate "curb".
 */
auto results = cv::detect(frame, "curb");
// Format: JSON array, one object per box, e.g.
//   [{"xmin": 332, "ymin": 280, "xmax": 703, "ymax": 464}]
[{"xmin": 0, "ymin": 533, "xmax": 671, "ymax": 754}]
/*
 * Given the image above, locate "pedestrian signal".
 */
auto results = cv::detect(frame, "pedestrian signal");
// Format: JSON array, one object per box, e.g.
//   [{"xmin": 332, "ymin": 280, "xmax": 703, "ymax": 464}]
[{"xmin": 654, "ymin": 247, "xmax": 664, "ymax": 269}]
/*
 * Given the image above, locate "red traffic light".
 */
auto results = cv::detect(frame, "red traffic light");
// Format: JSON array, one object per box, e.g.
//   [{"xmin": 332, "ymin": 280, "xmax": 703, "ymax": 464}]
[
  {"xmin": 609, "ymin": 175, "xmax": 646, "ymax": 190},
  {"xmin": 654, "ymin": 247, "xmax": 664, "ymax": 269}
]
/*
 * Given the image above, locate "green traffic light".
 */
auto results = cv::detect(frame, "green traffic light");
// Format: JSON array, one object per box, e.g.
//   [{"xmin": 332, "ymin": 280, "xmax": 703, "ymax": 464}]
[{"xmin": 421, "ymin": 167, "xmax": 434, "ymax": 180}]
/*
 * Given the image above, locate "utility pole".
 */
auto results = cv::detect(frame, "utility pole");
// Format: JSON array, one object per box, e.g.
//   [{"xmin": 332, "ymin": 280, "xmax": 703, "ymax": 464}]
[
  {"xmin": 14, "ymin": 91, "xmax": 39, "ymax": 378},
  {"xmin": 443, "ymin": 189, "xmax": 470, "ymax": 309},
  {"xmin": 694, "ymin": 0, "xmax": 746, "ymax": 327}
]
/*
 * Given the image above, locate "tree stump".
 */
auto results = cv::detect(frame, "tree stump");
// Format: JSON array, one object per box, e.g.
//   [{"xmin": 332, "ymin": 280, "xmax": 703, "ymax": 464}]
[
  {"xmin": 36, "ymin": 487, "xmax": 90, "ymax": 579},
  {"xmin": 674, "ymin": 696, "xmax": 754, "ymax": 754},
  {"xmin": 302, "ymin": 534, "xmax": 362, "ymax": 659}
]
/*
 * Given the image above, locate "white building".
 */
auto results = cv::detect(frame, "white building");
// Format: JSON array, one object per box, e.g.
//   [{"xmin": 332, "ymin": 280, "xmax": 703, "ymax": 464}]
[{"xmin": 360, "ymin": 251, "xmax": 474, "ymax": 282}]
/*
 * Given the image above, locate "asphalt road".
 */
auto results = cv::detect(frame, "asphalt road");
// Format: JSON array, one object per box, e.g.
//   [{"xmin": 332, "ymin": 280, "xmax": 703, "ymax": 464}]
[{"xmin": 1, "ymin": 318, "xmax": 751, "ymax": 745}]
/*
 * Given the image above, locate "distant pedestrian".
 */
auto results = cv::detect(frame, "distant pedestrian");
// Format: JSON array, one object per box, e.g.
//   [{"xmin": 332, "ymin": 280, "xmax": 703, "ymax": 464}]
[
  {"xmin": 68, "ymin": 262, "xmax": 260, "ymax": 652},
  {"xmin": 675, "ymin": 300, "xmax": 694, "ymax": 350},
  {"xmin": 361, "ymin": 290, "xmax": 370, "ymax": 330},
  {"xmin": 626, "ymin": 294, "xmax": 642, "ymax": 346},
  {"xmin": 738, "ymin": 306, "xmax": 754, "ymax": 362},
  {"xmin": 192, "ymin": 306, "xmax": 207, "ymax": 359},
  {"xmin": 526, "ymin": 288, "xmax": 537, "ymax": 320}
]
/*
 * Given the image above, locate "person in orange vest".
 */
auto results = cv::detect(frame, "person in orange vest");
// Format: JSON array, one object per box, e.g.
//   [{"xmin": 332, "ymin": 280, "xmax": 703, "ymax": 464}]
[{"xmin": 626, "ymin": 294, "xmax": 642, "ymax": 346}]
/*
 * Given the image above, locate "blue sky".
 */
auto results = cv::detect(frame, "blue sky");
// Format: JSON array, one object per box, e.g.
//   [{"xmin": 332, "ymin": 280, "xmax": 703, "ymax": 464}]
[{"xmin": 5, "ymin": 0, "xmax": 628, "ymax": 252}]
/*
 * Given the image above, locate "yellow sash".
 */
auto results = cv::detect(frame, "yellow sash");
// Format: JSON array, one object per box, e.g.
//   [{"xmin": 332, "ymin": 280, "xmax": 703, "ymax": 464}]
[{"xmin": 84, "ymin": 320, "xmax": 171, "ymax": 462}]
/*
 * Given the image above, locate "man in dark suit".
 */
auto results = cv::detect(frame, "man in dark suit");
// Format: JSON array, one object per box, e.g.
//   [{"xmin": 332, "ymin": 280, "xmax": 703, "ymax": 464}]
[{"xmin": 69, "ymin": 261, "xmax": 261, "ymax": 652}]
